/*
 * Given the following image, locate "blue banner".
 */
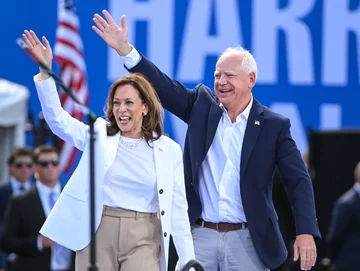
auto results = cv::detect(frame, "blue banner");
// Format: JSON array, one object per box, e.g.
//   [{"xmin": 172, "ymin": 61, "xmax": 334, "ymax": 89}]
[{"xmin": 1, "ymin": 0, "xmax": 359, "ymax": 168}]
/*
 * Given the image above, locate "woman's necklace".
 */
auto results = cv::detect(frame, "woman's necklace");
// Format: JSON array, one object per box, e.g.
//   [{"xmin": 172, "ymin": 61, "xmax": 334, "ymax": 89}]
[{"xmin": 119, "ymin": 135, "xmax": 143, "ymax": 149}]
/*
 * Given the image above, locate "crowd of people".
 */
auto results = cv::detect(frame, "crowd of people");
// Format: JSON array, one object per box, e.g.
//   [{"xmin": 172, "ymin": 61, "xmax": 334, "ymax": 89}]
[{"xmin": 0, "ymin": 146, "xmax": 74, "ymax": 271}]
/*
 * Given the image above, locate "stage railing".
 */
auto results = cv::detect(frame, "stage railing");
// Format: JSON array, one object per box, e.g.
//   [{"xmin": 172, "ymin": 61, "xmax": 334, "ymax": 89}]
[{"xmin": 180, "ymin": 259, "xmax": 205, "ymax": 271}]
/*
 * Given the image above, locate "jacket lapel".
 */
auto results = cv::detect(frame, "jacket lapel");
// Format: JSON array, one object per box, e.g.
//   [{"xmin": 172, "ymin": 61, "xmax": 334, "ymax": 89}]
[
  {"xmin": 152, "ymin": 138, "xmax": 170, "ymax": 196},
  {"xmin": 107, "ymin": 131, "xmax": 120, "ymax": 162},
  {"xmin": 6, "ymin": 183, "xmax": 12, "ymax": 197},
  {"xmin": 205, "ymin": 102, "xmax": 223, "ymax": 156},
  {"xmin": 191, "ymin": 101, "xmax": 222, "ymax": 186},
  {"xmin": 152, "ymin": 138, "xmax": 167, "ymax": 173},
  {"xmin": 240, "ymin": 99, "xmax": 264, "ymax": 179},
  {"xmin": 30, "ymin": 187, "xmax": 47, "ymax": 221}
]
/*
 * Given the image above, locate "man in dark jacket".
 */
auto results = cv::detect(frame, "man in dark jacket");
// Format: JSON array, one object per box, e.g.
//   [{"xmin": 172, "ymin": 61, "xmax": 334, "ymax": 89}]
[
  {"xmin": 327, "ymin": 162, "xmax": 360, "ymax": 271},
  {"xmin": 0, "ymin": 147, "xmax": 34, "ymax": 270},
  {"xmin": 1, "ymin": 145, "xmax": 74, "ymax": 271}
]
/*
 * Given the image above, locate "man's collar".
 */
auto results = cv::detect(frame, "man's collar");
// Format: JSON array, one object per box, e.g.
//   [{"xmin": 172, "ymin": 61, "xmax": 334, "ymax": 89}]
[
  {"xmin": 219, "ymin": 95, "xmax": 253, "ymax": 121},
  {"xmin": 10, "ymin": 177, "xmax": 31, "ymax": 190},
  {"xmin": 35, "ymin": 180, "xmax": 61, "ymax": 196}
]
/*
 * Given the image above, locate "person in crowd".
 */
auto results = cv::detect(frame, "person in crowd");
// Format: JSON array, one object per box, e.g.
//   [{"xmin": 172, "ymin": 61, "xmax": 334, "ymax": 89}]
[
  {"xmin": 92, "ymin": 10, "xmax": 321, "ymax": 271},
  {"xmin": 326, "ymin": 162, "xmax": 360, "ymax": 271},
  {"xmin": 22, "ymin": 29, "xmax": 194, "ymax": 271},
  {"xmin": 0, "ymin": 147, "xmax": 34, "ymax": 270},
  {"xmin": 1, "ymin": 145, "xmax": 74, "ymax": 271}
]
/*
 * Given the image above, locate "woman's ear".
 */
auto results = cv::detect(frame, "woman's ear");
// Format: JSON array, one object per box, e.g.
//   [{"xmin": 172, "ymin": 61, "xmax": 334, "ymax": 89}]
[{"xmin": 143, "ymin": 103, "xmax": 149, "ymax": 114}]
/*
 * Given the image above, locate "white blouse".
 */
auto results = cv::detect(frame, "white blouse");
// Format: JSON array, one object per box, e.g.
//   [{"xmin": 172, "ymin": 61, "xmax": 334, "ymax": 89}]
[{"xmin": 102, "ymin": 136, "xmax": 158, "ymax": 213}]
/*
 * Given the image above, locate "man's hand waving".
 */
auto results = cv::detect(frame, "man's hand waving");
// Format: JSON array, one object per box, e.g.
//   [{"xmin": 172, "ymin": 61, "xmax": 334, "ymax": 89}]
[{"xmin": 92, "ymin": 9, "xmax": 132, "ymax": 56}]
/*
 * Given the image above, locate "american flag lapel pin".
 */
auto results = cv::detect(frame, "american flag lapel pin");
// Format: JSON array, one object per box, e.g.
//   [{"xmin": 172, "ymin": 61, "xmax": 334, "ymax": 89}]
[{"xmin": 254, "ymin": 120, "xmax": 260, "ymax": 126}]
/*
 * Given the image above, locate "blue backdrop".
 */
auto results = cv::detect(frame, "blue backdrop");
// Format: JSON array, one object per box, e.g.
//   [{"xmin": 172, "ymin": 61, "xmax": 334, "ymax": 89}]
[{"xmin": 1, "ymin": 0, "xmax": 359, "ymax": 181}]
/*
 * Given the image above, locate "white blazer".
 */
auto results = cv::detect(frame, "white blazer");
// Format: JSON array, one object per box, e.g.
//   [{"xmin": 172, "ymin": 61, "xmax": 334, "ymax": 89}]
[{"xmin": 34, "ymin": 75, "xmax": 195, "ymax": 271}]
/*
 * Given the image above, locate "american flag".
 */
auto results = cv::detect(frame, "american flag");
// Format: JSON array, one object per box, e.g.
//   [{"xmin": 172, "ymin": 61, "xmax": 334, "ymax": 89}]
[{"xmin": 54, "ymin": 0, "xmax": 88, "ymax": 172}]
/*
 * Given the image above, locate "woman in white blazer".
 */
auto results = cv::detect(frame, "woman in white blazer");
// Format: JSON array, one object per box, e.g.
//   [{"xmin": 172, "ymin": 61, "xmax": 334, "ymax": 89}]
[{"xmin": 23, "ymin": 30, "xmax": 195, "ymax": 271}]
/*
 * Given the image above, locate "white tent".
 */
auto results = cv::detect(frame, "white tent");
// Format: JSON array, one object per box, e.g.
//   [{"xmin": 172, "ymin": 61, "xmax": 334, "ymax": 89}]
[{"xmin": 0, "ymin": 79, "xmax": 29, "ymax": 183}]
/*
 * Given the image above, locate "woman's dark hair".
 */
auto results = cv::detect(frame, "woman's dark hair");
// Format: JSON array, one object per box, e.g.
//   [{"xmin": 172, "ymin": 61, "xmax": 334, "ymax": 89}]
[{"xmin": 104, "ymin": 73, "xmax": 163, "ymax": 143}]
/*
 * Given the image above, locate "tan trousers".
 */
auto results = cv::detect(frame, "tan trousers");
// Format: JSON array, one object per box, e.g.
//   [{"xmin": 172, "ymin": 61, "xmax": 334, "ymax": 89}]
[{"xmin": 76, "ymin": 206, "xmax": 161, "ymax": 271}]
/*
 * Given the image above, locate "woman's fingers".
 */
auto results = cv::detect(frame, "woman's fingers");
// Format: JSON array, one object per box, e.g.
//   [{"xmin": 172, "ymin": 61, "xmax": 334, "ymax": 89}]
[
  {"xmin": 23, "ymin": 30, "xmax": 35, "ymax": 48},
  {"xmin": 22, "ymin": 33, "xmax": 33, "ymax": 48},
  {"xmin": 30, "ymin": 30, "xmax": 42, "ymax": 46},
  {"xmin": 23, "ymin": 30, "xmax": 46, "ymax": 50},
  {"xmin": 42, "ymin": 36, "xmax": 50, "ymax": 50}
]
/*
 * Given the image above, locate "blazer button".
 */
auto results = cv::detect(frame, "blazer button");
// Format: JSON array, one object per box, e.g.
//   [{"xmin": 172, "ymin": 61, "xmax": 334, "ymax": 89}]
[
  {"xmin": 195, "ymin": 161, "xmax": 199, "ymax": 166},
  {"xmin": 164, "ymin": 232, "xmax": 167, "ymax": 237},
  {"xmin": 159, "ymin": 189, "xmax": 163, "ymax": 194},
  {"xmin": 161, "ymin": 211, "xmax": 165, "ymax": 216}
]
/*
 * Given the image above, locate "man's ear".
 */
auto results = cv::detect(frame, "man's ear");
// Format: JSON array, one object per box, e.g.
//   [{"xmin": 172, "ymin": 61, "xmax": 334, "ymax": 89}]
[{"xmin": 249, "ymin": 72, "xmax": 256, "ymax": 88}]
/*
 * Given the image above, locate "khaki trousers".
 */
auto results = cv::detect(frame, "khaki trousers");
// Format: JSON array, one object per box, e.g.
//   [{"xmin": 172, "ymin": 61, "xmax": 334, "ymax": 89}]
[{"xmin": 76, "ymin": 206, "xmax": 161, "ymax": 271}]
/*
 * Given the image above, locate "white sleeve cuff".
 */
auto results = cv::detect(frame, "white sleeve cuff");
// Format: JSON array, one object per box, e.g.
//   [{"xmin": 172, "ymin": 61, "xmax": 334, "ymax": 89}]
[
  {"xmin": 33, "ymin": 73, "xmax": 54, "ymax": 83},
  {"xmin": 121, "ymin": 46, "xmax": 142, "ymax": 69}
]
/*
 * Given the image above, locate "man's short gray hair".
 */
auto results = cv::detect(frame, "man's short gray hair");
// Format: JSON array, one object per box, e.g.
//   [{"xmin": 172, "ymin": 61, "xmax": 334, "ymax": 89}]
[{"xmin": 220, "ymin": 46, "xmax": 258, "ymax": 77}]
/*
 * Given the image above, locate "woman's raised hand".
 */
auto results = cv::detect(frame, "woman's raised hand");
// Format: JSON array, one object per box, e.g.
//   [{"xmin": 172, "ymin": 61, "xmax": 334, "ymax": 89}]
[{"xmin": 23, "ymin": 30, "xmax": 53, "ymax": 79}]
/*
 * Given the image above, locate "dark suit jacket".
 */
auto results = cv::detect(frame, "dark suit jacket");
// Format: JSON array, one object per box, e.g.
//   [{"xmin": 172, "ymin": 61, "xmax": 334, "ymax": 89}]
[
  {"xmin": 128, "ymin": 55, "xmax": 321, "ymax": 269},
  {"xmin": 0, "ymin": 183, "xmax": 13, "ymax": 230},
  {"xmin": 327, "ymin": 188, "xmax": 360, "ymax": 271},
  {"xmin": 0, "ymin": 182, "xmax": 13, "ymax": 268},
  {"xmin": 0, "ymin": 186, "xmax": 75, "ymax": 271}
]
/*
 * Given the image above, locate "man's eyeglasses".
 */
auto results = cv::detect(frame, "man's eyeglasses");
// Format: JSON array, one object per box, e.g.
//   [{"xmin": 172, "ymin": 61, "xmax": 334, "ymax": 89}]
[
  {"xmin": 14, "ymin": 162, "xmax": 33, "ymax": 169},
  {"xmin": 36, "ymin": 160, "xmax": 60, "ymax": 168}
]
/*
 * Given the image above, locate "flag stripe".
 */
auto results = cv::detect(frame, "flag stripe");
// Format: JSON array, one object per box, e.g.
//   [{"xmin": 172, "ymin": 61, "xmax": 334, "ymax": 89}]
[
  {"xmin": 59, "ymin": 21, "xmax": 79, "ymax": 34},
  {"xmin": 55, "ymin": 0, "xmax": 88, "ymax": 172},
  {"xmin": 54, "ymin": 50, "xmax": 86, "ymax": 72},
  {"xmin": 55, "ymin": 26, "xmax": 83, "ymax": 51},
  {"xmin": 56, "ymin": 38, "xmax": 83, "ymax": 57}
]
